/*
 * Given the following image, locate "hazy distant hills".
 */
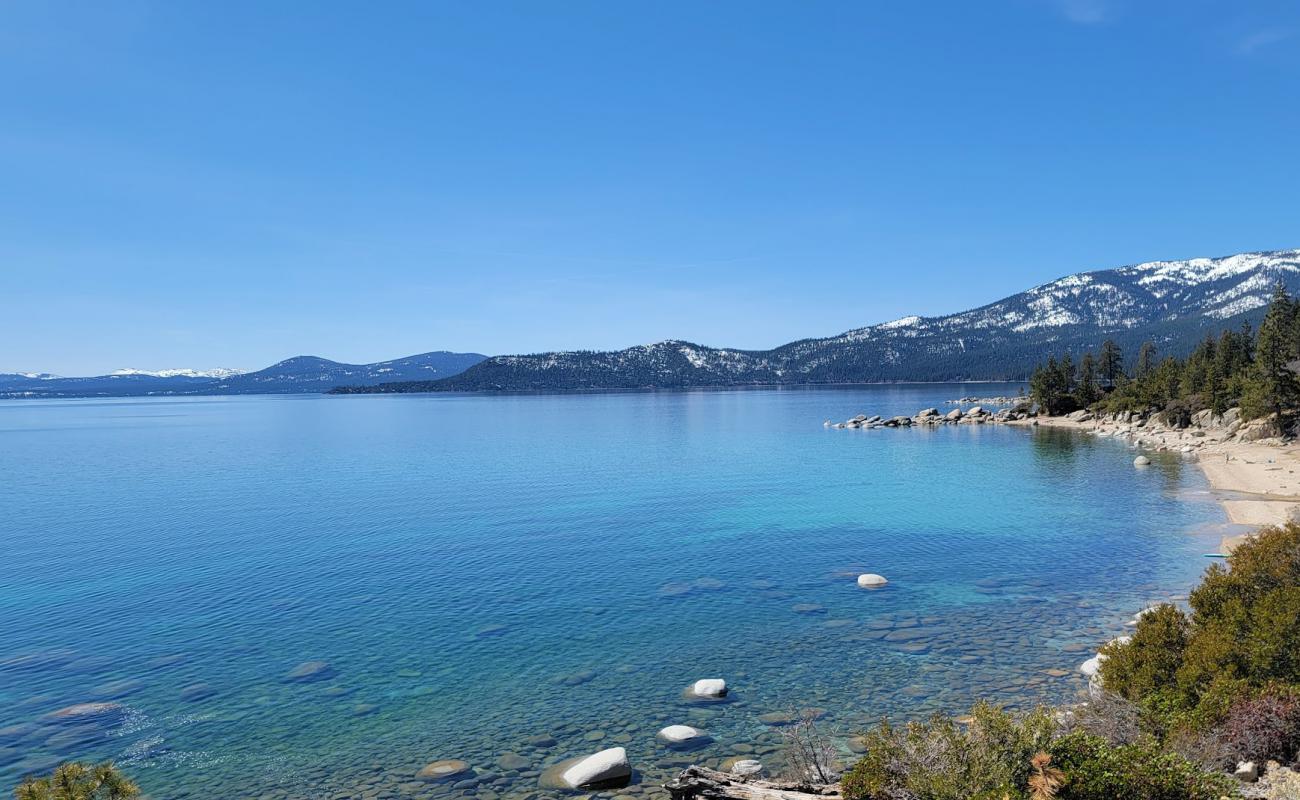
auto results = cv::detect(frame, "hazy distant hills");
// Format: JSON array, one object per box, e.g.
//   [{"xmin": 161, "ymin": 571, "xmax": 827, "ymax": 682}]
[
  {"xmin": 0, "ymin": 351, "xmax": 486, "ymax": 399},
  {"xmin": 336, "ymin": 249, "xmax": 1300, "ymax": 393}
]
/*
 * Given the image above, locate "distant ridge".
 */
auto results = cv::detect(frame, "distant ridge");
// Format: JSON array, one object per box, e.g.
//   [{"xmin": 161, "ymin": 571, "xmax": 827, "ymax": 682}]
[
  {"xmin": 332, "ymin": 249, "xmax": 1300, "ymax": 393},
  {"xmin": 0, "ymin": 351, "xmax": 487, "ymax": 399}
]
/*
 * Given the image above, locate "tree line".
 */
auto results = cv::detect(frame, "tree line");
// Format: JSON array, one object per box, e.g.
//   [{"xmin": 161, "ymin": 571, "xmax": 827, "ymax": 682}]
[{"xmin": 1029, "ymin": 282, "xmax": 1300, "ymax": 423}]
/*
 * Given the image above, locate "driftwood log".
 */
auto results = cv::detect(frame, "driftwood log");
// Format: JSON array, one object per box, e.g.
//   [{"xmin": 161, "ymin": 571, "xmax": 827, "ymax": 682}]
[{"xmin": 665, "ymin": 766, "xmax": 842, "ymax": 800}]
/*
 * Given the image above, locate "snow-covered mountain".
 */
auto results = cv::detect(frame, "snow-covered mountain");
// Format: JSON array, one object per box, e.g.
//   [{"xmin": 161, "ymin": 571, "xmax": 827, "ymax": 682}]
[
  {"xmin": 0, "ymin": 352, "xmax": 486, "ymax": 398},
  {"xmin": 109, "ymin": 367, "xmax": 245, "ymax": 379},
  {"xmin": 353, "ymin": 248, "xmax": 1300, "ymax": 392}
]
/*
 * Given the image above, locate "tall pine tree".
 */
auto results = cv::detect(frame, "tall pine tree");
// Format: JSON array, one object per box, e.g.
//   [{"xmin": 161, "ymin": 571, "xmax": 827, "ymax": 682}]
[{"xmin": 1242, "ymin": 282, "xmax": 1300, "ymax": 420}]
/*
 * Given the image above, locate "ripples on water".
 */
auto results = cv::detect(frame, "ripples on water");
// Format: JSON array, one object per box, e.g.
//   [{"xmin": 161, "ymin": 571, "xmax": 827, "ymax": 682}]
[{"xmin": 0, "ymin": 387, "xmax": 1224, "ymax": 798}]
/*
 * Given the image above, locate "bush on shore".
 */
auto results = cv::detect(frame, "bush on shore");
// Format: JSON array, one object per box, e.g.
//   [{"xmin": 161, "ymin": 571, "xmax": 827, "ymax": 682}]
[
  {"xmin": 840, "ymin": 702, "xmax": 1055, "ymax": 800},
  {"xmin": 839, "ymin": 706, "xmax": 1230, "ymax": 800},
  {"xmin": 843, "ymin": 522, "xmax": 1300, "ymax": 799},
  {"xmin": 1100, "ymin": 521, "xmax": 1300, "ymax": 742}
]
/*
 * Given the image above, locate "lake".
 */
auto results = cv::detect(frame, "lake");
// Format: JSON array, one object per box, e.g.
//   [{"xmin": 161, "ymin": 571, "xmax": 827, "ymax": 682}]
[{"xmin": 0, "ymin": 386, "xmax": 1228, "ymax": 798}]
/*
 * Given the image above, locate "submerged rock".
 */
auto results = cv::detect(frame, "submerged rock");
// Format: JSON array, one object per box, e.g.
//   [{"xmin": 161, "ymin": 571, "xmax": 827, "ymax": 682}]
[
  {"xmin": 42, "ymin": 703, "xmax": 126, "ymax": 726},
  {"xmin": 417, "ymin": 759, "xmax": 472, "ymax": 782},
  {"xmin": 284, "ymin": 660, "xmax": 336, "ymax": 683},
  {"xmin": 497, "ymin": 752, "xmax": 531, "ymax": 771},
  {"xmin": 525, "ymin": 733, "xmax": 558, "ymax": 748},
  {"xmin": 658, "ymin": 724, "xmax": 708, "ymax": 747},
  {"xmin": 179, "ymin": 682, "xmax": 216, "ymax": 702}
]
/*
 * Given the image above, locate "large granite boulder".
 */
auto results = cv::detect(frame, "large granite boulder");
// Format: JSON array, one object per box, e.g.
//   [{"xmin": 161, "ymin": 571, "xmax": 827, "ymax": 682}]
[{"xmin": 559, "ymin": 746, "xmax": 632, "ymax": 789}]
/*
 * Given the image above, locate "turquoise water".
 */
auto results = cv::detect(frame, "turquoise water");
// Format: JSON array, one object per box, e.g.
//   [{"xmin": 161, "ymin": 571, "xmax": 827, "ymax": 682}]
[{"xmin": 0, "ymin": 387, "xmax": 1227, "ymax": 799}]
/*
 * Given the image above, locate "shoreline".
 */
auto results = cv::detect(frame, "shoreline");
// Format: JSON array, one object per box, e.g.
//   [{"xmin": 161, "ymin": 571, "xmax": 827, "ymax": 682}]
[{"xmin": 1021, "ymin": 414, "xmax": 1300, "ymax": 551}]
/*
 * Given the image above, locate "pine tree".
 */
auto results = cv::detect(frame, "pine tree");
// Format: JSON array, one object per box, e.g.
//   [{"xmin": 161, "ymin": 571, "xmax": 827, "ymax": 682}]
[
  {"xmin": 1242, "ymin": 282, "xmax": 1300, "ymax": 420},
  {"xmin": 1136, "ymin": 342, "xmax": 1156, "ymax": 378},
  {"xmin": 1099, "ymin": 339, "xmax": 1122, "ymax": 389},
  {"xmin": 1077, "ymin": 352, "xmax": 1101, "ymax": 406}
]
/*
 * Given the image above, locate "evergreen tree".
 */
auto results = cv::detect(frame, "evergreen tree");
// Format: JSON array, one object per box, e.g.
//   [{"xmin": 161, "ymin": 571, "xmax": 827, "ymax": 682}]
[
  {"xmin": 1136, "ymin": 342, "xmax": 1156, "ymax": 378},
  {"xmin": 1242, "ymin": 282, "xmax": 1300, "ymax": 420},
  {"xmin": 1099, "ymin": 339, "xmax": 1122, "ymax": 389},
  {"xmin": 1077, "ymin": 352, "xmax": 1101, "ymax": 406}
]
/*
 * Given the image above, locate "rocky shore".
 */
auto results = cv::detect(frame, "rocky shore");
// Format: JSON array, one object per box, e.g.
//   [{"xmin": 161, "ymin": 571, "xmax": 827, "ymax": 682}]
[{"xmin": 824, "ymin": 404, "xmax": 1025, "ymax": 429}]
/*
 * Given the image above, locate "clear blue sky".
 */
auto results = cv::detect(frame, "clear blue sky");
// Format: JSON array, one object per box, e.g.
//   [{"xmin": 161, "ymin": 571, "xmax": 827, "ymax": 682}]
[{"xmin": 3, "ymin": 1, "xmax": 1298, "ymax": 375}]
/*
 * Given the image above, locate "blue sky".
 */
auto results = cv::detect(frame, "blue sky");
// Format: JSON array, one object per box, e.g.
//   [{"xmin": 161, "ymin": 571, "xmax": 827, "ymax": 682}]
[{"xmin": 2, "ymin": 1, "xmax": 1298, "ymax": 374}]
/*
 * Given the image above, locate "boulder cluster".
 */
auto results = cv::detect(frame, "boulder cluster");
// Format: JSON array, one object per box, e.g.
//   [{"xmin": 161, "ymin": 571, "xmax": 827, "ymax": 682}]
[
  {"xmin": 826, "ymin": 404, "xmax": 1029, "ymax": 430},
  {"xmin": 1060, "ymin": 406, "xmax": 1284, "ymax": 454},
  {"xmin": 516, "ymin": 678, "xmax": 750, "ymax": 791}
]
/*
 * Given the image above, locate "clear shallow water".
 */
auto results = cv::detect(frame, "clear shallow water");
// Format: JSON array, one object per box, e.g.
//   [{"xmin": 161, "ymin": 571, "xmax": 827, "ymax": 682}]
[{"xmin": 0, "ymin": 387, "xmax": 1226, "ymax": 798}]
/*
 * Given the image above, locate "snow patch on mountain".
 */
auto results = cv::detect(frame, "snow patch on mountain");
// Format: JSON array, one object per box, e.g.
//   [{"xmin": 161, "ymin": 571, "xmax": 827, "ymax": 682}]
[{"xmin": 110, "ymin": 368, "xmax": 245, "ymax": 378}]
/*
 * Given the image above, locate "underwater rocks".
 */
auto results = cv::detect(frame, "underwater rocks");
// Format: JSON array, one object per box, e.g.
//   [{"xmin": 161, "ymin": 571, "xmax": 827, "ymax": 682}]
[
  {"xmin": 284, "ymin": 660, "xmax": 336, "ymax": 682},
  {"xmin": 658, "ymin": 725, "xmax": 710, "ymax": 748},
  {"xmin": 791, "ymin": 603, "xmax": 826, "ymax": 615},
  {"xmin": 417, "ymin": 759, "xmax": 472, "ymax": 782},
  {"xmin": 497, "ymin": 752, "xmax": 531, "ymax": 771},
  {"xmin": 179, "ymin": 682, "xmax": 216, "ymax": 702},
  {"xmin": 41, "ymin": 702, "xmax": 126, "ymax": 726}
]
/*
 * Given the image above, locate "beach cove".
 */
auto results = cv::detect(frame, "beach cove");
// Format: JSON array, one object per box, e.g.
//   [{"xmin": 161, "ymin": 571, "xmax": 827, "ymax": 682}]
[{"xmin": 0, "ymin": 388, "xmax": 1232, "ymax": 799}]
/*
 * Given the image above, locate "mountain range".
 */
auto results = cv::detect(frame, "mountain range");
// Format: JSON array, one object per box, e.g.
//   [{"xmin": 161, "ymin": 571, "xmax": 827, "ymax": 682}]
[
  {"xmin": 0, "ymin": 352, "xmax": 487, "ymax": 399},
  {"xmin": 8, "ymin": 248, "xmax": 1299, "ymax": 398},
  {"xmin": 334, "ymin": 248, "xmax": 1300, "ymax": 393}
]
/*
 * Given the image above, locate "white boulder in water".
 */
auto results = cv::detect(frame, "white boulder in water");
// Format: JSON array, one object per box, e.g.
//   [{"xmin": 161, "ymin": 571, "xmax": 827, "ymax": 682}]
[
  {"xmin": 857, "ymin": 573, "xmax": 888, "ymax": 588},
  {"xmin": 691, "ymin": 678, "xmax": 727, "ymax": 698},
  {"xmin": 1079, "ymin": 653, "xmax": 1108, "ymax": 678},
  {"xmin": 1134, "ymin": 455, "xmax": 1151, "ymax": 466},
  {"xmin": 559, "ymin": 747, "xmax": 631, "ymax": 789},
  {"xmin": 658, "ymin": 724, "xmax": 707, "ymax": 744}
]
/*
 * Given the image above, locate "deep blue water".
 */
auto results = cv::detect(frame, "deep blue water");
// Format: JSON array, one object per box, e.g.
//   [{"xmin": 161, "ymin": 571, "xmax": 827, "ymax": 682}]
[{"xmin": 0, "ymin": 387, "xmax": 1227, "ymax": 799}]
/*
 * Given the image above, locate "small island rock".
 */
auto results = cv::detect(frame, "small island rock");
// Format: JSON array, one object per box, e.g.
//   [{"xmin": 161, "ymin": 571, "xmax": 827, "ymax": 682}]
[{"xmin": 857, "ymin": 573, "xmax": 888, "ymax": 588}]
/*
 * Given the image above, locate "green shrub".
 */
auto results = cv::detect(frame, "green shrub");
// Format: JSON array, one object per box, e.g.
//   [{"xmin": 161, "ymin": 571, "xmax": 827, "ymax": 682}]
[
  {"xmin": 840, "ymin": 702, "xmax": 1055, "ymax": 800},
  {"xmin": 1048, "ymin": 732, "xmax": 1234, "ymax": 800},
  {"xmin": 1098, "ymin": 604, "xmax": 1188, "ymax": 703},
  {"xmin": 1093, "ymin": 523, "xmax": 1300, "ymax": 726}
]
